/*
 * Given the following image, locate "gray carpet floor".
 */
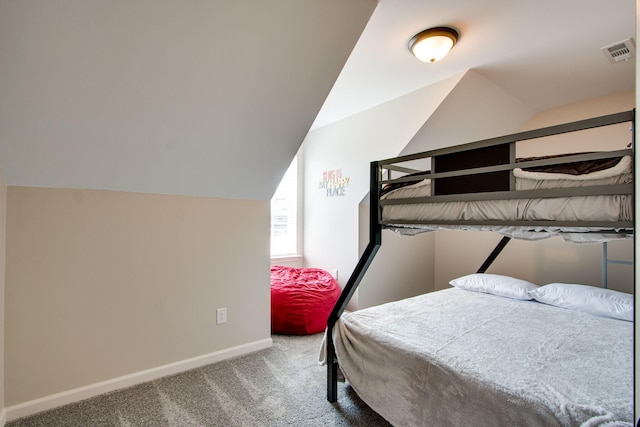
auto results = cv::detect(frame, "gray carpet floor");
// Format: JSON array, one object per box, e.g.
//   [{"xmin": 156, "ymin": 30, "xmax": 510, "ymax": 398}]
[{"xmin": 7, "ymin": 334, "xmax": 392, "ymax": 426}]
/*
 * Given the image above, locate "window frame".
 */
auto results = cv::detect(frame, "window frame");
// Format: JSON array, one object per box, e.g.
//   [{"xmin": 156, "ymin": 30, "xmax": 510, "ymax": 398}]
[{"xmin": 270, "ymin": 153, "xmax": 303, "ymax": 265}]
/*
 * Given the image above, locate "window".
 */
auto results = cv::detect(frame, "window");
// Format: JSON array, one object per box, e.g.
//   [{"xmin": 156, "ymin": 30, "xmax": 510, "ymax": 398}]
[{"xmin": 271, "ymin": 156, "xmax": 300, "ymax": 257}]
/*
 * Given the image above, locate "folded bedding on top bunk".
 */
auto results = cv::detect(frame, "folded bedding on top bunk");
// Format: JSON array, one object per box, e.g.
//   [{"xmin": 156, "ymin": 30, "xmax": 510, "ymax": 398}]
[
  {"xmin": 380, "ymin": 154, "xmax": 630, "ymax": 197},
  {"xmin": 516, "ymin": 152, "xmax": 628, "ymax": 175},
  {"xmin": 514, "ymin": 154, "xmax": 632, "ymax": 181},
  {"xmin": 331, "ymin": 287, "xmax": 633, "ymax": 426}
]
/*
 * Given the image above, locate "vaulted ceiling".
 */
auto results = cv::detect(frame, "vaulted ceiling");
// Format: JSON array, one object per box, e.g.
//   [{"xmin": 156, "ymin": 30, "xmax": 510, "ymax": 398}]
[
  {"xmin": 314, "ymin": 0, "xmax": 636, "ymax": 129},
  {"xmin": 0, "ymin": 0, "xmax": 376, "ymax": 200},
  {"xmin": 0, "ymin": 1, "xmax": 635, "ymax": 200}
]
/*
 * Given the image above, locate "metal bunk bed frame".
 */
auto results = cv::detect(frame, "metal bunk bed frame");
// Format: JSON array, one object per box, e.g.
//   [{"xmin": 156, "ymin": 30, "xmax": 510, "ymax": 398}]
[{"xmin": 326, "ymin": 110, "xmax": 634, "ymax": 403}]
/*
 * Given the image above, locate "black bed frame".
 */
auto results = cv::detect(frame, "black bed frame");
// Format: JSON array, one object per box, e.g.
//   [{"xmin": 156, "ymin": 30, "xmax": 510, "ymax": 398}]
[{"xmin": 326, "ymin": 110, "xmax": 635, "ymax": 403}]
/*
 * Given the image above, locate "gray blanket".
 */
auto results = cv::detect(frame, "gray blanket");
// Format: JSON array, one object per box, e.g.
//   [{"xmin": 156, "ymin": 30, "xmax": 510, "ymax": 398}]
[{"xmin": 331, "ymin": 288, "xmax": 633, "ymax": 426}]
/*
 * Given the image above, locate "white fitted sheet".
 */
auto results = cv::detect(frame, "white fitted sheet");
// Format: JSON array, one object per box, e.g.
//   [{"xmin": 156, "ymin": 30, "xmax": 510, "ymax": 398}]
[{"xmin": 332, "ymin": 288, "xmax": 633, "ymax": 426}]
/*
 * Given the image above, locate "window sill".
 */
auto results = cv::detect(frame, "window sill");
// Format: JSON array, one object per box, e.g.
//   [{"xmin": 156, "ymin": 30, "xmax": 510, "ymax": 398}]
[{"xmin": 270, "ymin": 255, "xmax": 303, "ymax": 267}]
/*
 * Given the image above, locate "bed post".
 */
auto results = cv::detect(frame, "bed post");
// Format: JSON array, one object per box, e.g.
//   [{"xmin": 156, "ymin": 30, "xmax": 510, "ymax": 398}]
[{"xmin": 327, "ymin": 161, "xmax": 382, "ymax": 403}]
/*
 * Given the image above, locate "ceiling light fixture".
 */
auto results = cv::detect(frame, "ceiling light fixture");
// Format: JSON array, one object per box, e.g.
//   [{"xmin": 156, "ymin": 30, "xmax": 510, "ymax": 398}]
[{"xmin": 408, "ymin": 27, "xmax": 459, "ymax": 63}]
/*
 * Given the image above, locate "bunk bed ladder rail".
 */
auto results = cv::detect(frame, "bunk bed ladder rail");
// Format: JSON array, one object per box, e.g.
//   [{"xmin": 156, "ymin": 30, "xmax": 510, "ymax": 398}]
[
  {"xmin": 594, "ymin": 108, "xmax": 637, "ymax": 288},
  {"xmin": 327, "ymin": 161, "xmax": 382, "ymax": 403},
  {"xmin": 601, "ymin": 241, "xmax": 633, "ymax": 289}
]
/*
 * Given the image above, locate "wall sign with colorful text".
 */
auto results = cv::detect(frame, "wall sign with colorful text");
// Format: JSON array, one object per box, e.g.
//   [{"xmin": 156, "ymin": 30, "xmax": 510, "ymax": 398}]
[{"xmin": 319, "ymin": 169, "xmax": 350, "ymax": 197}]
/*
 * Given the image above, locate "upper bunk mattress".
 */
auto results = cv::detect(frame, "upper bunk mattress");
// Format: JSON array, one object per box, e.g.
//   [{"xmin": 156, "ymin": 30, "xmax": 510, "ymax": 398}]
[
  {"xmin": 332, "ymin": 287, "xmax": 633, "ymax": 426},
  {"xmin": 380, "ymin": 156, "xmax": 632, "ymax": 240}
]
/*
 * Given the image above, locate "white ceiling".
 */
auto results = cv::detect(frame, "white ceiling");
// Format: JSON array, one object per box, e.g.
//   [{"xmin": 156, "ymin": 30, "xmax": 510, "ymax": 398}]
[
  {"xmin": 313, "ymin": 0, "xmax": 636, "ymax": 129},
  {"xmin": 0, "ymin": 0, "xmax": 635, "ymax": 200}
]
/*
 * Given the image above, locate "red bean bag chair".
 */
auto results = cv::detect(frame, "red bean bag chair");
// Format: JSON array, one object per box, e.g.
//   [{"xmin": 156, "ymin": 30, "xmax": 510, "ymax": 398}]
[{"xmin": 271, "ymin": 266, "xmax": 341, "ymax": 335}]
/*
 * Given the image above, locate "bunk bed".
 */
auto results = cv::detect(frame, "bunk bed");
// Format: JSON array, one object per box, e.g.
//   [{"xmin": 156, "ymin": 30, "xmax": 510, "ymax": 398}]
[{"xmin": 324, "ymin": 110, "xmax": 634, "ymax": 426}]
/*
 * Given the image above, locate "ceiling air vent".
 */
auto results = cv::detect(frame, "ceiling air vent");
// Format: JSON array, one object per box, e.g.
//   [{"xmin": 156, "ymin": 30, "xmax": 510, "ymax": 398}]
[{"xmin": 601, "ymin": 38, "xmax": 635, "ymax": 63}]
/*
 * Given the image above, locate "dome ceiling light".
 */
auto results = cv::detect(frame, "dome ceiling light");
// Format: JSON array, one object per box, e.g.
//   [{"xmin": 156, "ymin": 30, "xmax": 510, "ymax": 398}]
[{"xmin": 408, "ymin": 27, "xmax": 459, "ymax": 63}]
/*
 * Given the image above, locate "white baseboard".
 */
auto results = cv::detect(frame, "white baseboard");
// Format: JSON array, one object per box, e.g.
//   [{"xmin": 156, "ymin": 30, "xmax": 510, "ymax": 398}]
[{"xmin": 6, "ymin": 338, "xmax": 272, "ymax": 422}]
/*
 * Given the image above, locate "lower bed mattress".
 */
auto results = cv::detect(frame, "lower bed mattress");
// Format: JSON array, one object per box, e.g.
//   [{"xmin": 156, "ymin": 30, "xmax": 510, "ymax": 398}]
[{"xmin": 331, "ymin": 287, "xmax": 633, "ymax": 426}]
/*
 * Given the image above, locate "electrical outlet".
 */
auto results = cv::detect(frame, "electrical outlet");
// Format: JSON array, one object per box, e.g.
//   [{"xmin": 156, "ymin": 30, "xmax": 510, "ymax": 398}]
[{"xmin": 216, "ymin": 307, "xmax": 227, "ymax": 324}]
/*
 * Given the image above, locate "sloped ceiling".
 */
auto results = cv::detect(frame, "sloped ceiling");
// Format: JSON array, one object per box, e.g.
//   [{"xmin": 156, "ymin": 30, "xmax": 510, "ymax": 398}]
[
  {"xmin": 400, "ymin": 70, "xmax": 536, "ymax": 156},
  {"xmin": 313, "ymin": 0, "xmax": 636, "ymax": 129},
  {"xmin": 0, "ymin": 0, "xmax": 376, "ymax": 200}
]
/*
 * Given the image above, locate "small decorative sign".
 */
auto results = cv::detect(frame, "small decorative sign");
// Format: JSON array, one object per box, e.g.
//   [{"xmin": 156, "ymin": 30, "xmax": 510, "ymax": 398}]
[{"xmin": 319, "ymin": 169, "xmax": 350, "ymax": 197}]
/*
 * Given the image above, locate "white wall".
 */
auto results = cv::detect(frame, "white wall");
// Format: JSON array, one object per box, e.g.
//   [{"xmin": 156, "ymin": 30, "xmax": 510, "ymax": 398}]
[
  {"xmin": 357, "ymin": 200, "xmax": 435, "ymax": 308},
  {"xmin": 518, "ymin": 91, "xmax": 634, "ymax": 156},
  {"xmin": 303, "ymin": 69, "xmax": 535, "ymax": 309},
  {"xmin": 302, "ymin": 72, "xmax": 464, "ymax": 285},
  {"xmin": 5, "ymin": 188, "xmax": 271, "ymax": 416},
  {"xmin": 400, "ymin": 69, "xmax": 536, "ymax": 155},
  {"xmin": 435, "ymin": 231, "xmax": 632, "ymax": 293}
]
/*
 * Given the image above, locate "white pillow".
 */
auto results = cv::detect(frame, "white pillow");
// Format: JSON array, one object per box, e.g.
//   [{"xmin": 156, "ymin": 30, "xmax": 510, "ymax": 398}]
[
  {"xmin": 529, "ymin": 283, "xmax": 633, "ymax": 322},
  {"xmin": 449, "ymin": 274, "xmax": 538, "ymax": 300}
]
